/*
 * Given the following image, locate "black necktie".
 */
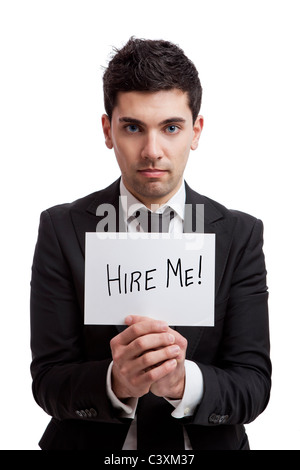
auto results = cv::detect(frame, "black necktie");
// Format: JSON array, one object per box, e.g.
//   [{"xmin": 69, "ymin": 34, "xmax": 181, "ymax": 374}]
[
  {"xmin": 137, "ymin": 393, "xmax": 185, "ymax": 450},
  {"xmin": 134, "ymin": 207, "xmax": 175, "ymax": 233},
  {"xmin": 135, "ymin": 206, "xmax": 184, "ymax": 450}
]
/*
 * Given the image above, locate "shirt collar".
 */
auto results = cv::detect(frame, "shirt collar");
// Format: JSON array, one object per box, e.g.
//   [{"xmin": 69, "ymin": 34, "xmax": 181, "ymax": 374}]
[{"xmin": 120, "ymin": 177, "xmax": 186, "ymax": 221}]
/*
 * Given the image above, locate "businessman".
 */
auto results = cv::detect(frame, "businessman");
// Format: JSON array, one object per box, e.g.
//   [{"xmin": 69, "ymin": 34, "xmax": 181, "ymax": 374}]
[{"xmin": 30, "ymin": 37, "xmax": 271, "ymax": 450}]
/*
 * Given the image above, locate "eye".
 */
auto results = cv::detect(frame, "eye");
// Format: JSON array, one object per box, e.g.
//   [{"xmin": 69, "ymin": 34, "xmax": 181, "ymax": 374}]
[
  {"xmin": 126, "ymin": 124, "xmax": 140, "ymax": 133},
  {"xmin": 165, "ymin": 125, "xmax": 180, "ymax": 134}
]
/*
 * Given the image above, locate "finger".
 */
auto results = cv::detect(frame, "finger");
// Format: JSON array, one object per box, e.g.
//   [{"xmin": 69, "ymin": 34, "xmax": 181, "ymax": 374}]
[
  {"xmin": 123, "ymin": 357, "xmax": 178, "ymax": 393},
  {"xmin": 136, "ymin": 344, "xmax": 180, "ymax": 373},
  {"xmin": 119, "ymin": 319, "xmax": 169, "ymax": 346},
  {"xmin": 125, "ymin": 315, "xmax": 145, "ymax": 325},
  {"xmin": 166, "ymin": 327, "xmax": 188, "ymax": 354},
  {"xmin": 150, "ymin": 361, "xmax": 186, "ymax": 399},
  {"xmin": 144, "ymin": 358, "xmax": 178, "ymax": 383},
  {"xmin": 112, "ymin": 331, "xmax": 176, "ymax": 368},
  {"xmin": 125, "ymin": 315, "xmax": 167, "ymax": 326},
  {"xmin": 115, "ymin": 342, "xmax": 180, "ymax": 381},
  {"xmin": 129, "ymin": 332, "xmax": 175, "ymax": 356}
]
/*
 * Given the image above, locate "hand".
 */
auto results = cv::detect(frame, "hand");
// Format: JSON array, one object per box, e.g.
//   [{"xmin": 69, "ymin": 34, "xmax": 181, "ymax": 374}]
[
  {"xmin": 110, "ymin": 315, "xmax": 181, "ymax": 400},
  {"xmin": 124, "ymin": 316, "xmax": 187, "ymax": 400},
  {"xmin": 150, "ymin": 325, "xmax": 187, "ymax": 400}
]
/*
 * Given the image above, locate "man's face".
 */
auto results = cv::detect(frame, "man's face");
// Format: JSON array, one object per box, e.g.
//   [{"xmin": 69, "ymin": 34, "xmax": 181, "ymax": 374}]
[{"xmin": 102, "ymin": 89, "xmax": 203, "ymax": 208}]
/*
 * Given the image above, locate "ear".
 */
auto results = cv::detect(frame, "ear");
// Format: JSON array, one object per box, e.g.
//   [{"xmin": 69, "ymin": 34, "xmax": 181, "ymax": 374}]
[
  {"xmin": 102, "ymin": 114, "xmax": 113, "ymax": 149},
  {"xmin": 191, "ymin": 115, "xmax": 204, "ymax": 151}
]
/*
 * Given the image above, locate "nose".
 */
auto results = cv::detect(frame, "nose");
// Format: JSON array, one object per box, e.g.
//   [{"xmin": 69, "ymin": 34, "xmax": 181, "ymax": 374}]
[{"xmin": 141, "ymin": 131, "xmax": 163, "ymax": 161}]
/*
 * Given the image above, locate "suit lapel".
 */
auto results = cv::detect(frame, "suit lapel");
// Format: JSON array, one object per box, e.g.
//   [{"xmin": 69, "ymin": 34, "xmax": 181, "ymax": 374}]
[
  {"xmin": 70, "ymin": 178, "xmax": 125, "ymax": 258},
  {"xmin": 184, "ymin": 182, "xmax": 236, "ymax": 297}
]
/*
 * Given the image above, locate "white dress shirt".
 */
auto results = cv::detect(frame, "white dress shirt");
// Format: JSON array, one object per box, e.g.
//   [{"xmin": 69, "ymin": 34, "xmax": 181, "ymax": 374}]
[{"xmin": 106, "ymin": 178, "xmax": 204, "ymax": 450}]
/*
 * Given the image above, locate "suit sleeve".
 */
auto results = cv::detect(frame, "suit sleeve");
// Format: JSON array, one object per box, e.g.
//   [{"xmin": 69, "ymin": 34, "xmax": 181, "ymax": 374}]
[
  {"xmin": 190, "ymin": 218, "xmax": 271, "ymax": 426},
  {"xmin": 30, "ymin": 210, "xmax": 123, "ymax": 423}
]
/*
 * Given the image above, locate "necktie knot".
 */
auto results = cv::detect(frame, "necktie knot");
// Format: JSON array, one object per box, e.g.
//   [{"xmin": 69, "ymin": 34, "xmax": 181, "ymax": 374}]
[{"xmin": 134, "ymin": 207, "xmax": 175, "ymax": 233}]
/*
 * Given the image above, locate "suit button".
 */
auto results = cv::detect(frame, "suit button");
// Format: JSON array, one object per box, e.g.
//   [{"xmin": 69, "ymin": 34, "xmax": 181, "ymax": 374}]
[
  {"xmin": 208, "ymin": 413, "xmax": 229, "ymax": 424},
  {"xmin": 76, "ymin": 408, "xmax": 97, "ymax": 418},
  {"xmin": 90, "ymin": 408, "xmax": 97, "ymax": 417},
  {"xmin": 219, "ymin": 414, "xmax": 229, "ymax": 424},
  {"xmin": 208, "ymin": 413, "xmax": 220, "ymax": 424}
]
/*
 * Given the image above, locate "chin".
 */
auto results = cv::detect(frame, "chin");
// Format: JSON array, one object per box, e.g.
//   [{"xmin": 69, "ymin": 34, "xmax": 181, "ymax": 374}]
[{"xmin": 137, "ymin": 182, "xmax": 172, "ymax": 198}]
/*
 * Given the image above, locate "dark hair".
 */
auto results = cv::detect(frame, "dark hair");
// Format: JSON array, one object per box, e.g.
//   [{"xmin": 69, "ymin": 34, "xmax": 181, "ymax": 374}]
[{"xmin": 103, "ymin": 37, "xmax": 202, "ymax": 123}]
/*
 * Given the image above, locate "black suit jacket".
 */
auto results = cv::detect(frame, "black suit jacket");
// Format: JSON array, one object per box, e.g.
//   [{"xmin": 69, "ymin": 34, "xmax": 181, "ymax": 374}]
[{"xmin": 30, "ymin": 179, "xmax": 271, "ymax": 450}]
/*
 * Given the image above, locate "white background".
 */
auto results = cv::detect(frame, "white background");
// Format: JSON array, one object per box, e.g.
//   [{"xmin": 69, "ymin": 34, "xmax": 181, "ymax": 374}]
[{"xmin": 0, "ymin": 0, "xmax": 299, "ymax": 450}]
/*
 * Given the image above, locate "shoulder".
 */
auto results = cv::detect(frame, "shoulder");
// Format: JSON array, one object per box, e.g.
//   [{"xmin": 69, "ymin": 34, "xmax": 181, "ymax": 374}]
[
  {"xmin": 207, "ymin": 194, "xmax": 260, "ymax": 226},
  {"xmin": 185, "ymin": 183, "xmax": 263, "ymax": 238}
]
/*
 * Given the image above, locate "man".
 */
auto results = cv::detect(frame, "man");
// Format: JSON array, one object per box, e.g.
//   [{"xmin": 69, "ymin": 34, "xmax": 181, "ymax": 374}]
[{"xmin": 30, "ymin": 38, "xmax": 271, "ymax": 450}]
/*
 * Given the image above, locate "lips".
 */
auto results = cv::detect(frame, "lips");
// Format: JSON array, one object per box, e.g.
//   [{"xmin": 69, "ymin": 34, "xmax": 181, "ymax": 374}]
[{"xmin": 138, "ymin": 169, "xmax": 168, "ymax": 178}]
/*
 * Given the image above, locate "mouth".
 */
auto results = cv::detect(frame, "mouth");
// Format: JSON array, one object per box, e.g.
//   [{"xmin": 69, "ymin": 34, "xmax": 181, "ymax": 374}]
[{"xmin": 137, "ymin": 169, "xmax": 168, "ymax": 178}]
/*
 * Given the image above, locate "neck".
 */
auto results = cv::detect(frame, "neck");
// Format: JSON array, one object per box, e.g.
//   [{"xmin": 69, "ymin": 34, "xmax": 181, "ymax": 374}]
[{"xmin": 122, "ymin": 180, "xmax": 184, "ymax": 210}]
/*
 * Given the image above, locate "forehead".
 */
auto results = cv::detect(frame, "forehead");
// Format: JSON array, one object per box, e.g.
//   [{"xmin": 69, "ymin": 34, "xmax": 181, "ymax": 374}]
[{"xmin": 113, "ymin": 89, "xmax": 192, "ymax": 122}]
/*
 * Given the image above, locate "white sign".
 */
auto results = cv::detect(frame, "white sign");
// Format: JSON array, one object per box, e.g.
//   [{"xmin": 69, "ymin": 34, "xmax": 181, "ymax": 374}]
[{"xmin": 84, "ymin": 233, "xmax": 215, "ymax": 326}]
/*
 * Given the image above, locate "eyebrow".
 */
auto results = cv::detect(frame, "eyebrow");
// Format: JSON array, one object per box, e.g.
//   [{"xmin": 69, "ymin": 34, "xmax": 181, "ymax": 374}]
[{"xmin": 119, "ymin": 117, "xmax": 186, "ymax": 126}]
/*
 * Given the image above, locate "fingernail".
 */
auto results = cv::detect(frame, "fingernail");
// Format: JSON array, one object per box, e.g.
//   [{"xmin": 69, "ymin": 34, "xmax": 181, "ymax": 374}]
[
  {"xmin": 159, "ymin": 321, "xmax": 168, "ymax": 331},
  {"xmin": 170, "ymin": 345, "xmax": 180, "ymax": 354},
  {"xmin": 168, "ymin": 334, "xmax": 175, "ymax": 343},
  {"xmin": 125, "ymin": 315, "xmax": 132, "ymax": 325}
]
